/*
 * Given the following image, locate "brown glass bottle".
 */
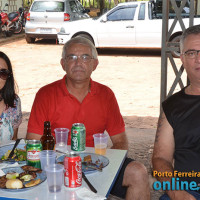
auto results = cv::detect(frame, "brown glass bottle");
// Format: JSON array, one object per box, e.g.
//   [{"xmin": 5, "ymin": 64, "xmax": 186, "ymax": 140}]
[{"xmin": 40, "ymin": 121, "xmax": 55, "ymax": 150}]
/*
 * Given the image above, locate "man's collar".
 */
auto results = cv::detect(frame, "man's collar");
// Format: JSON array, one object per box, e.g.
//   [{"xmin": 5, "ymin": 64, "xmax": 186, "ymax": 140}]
[{"xmin": 61, "ymin": 75, "xmax": 97, "ymax": 96}]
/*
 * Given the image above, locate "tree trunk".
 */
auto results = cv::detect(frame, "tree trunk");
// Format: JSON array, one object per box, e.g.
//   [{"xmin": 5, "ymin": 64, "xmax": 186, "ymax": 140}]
[
  {"xmin": 99, "ymin": 0, "xmax": 105, "ymax": 15},
  {"xmin": 114, "ymin": 0, "xmax": 118, "ymax": 6},
  {"xmin": 108, "ymin": 0, "xmax": 112, "ymax": 9}
]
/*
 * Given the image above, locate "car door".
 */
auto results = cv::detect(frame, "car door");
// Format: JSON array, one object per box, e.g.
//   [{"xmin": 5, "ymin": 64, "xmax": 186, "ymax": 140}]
[{"xmin": 96, "ymin": 5, "xmax": 137, "ymax": 47}]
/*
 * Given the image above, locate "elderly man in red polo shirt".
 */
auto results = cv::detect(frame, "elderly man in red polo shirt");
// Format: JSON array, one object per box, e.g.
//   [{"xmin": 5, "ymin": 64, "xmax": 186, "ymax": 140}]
[{"xmin": 26, "ymin": 36, "xmax": 150, "ymax": 200}]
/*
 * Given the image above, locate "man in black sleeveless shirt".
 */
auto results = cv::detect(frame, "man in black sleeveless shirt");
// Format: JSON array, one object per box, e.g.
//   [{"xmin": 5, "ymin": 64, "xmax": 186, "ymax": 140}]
[{"xmin": 152, "ymin": 25, "xmax": 200, "ymax": 200}]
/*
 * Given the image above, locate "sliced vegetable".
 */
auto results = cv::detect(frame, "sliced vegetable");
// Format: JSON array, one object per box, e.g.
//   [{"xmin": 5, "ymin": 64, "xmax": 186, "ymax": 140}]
[
  {"xmin": 6, "ymin": 173, "xmax": 19, "ymax": 179},
  {"xmin": 20, "ymin": 174, "xmax": 33, "ymax": 182}
]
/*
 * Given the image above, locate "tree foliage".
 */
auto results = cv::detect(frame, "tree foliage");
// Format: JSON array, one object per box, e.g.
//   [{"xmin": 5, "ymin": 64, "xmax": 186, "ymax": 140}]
[{"xmin": 80, "ymin": 0, "xmax": 138, "ymax": 14}]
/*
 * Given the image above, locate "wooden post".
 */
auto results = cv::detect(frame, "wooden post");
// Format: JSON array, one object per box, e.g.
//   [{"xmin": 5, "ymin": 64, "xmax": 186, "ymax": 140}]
[{"xmin": 197, "ymin": 0, "xmax": 200, "ymax": 15}]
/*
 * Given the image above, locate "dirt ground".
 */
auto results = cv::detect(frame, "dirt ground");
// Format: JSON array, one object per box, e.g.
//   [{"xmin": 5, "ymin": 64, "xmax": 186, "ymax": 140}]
[{"xmin": 0, "ymin": 36, "xmax": 187, "ymax": 199}]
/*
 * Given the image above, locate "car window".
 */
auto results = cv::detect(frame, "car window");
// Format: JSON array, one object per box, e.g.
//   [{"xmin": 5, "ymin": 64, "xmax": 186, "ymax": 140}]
[
  {"xmin": 69, "ymin": 1, "xmax": 78, "ymax": 12},
  {"xmin": 31, "ymin": 1, "xmax": 64, "ymax": 12},
  {"xmin": 138, "ymin": 3, "xmax": 145, "ymax": 20},
  {"xmin": 75, "ymin": 0, "xmax": 85, "ymax": 12},
  {"xmin": 107, "ymin": 7, "xmax": 136, "ymax": 21}
]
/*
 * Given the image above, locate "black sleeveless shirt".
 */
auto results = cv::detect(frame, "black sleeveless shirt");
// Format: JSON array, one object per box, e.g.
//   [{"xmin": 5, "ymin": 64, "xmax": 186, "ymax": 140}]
[{"xmin": 163, "ymin": 88, "xmax": 200, "ymax": 183}]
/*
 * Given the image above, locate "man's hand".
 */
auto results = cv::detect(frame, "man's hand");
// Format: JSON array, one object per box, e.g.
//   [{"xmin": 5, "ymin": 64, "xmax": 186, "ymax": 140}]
[{"xmin": 168, "ymin": 190, "xmax": 197, "ymax": 200}]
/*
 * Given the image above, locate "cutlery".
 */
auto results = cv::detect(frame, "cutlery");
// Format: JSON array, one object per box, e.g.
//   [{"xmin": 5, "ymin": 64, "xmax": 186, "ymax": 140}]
[
  {"xmin": 82, "ymin": 172, "xmax": 97, "ymax": 193},
  {"xmin": 7, "ymin": 138, "xmax": 22, "ymax": 160},
  {"xmin": 55, "ymin": 149, "xmax": 68, "ymax": 154},
  {"xmin": 82, "ymin": 161, "xmax": 102, "ymax": 172}
]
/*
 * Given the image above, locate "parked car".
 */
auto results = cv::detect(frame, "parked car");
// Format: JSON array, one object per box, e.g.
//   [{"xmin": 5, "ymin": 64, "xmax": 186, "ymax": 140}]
[
  {"xmin": 25, "ymin": 0, "xmax": 90, "ymax": 43},
  {"xmin": 57, "ymin": 1, "xmax": 200, "ymax": 57}
]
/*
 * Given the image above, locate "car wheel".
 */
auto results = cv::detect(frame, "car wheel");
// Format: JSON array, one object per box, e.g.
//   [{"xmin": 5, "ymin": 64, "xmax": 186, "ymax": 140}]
[
  {"xmin": 76, "ymin": 34, "xmax": 94, "ymax": 44},
  {"xmin": 170, "ymin": 35, "xmax": 181, "ymax": 58},
  {"xmin": 25, "ymin": 35, "xmax": 35, "ymax": 44},
  {"xmin": 13, "ymin": 21, "xmax": 23, "ymax": 34}
]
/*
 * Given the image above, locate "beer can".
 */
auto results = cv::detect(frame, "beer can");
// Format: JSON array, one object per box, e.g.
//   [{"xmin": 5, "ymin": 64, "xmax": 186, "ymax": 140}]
[
  {"xmin": 64, "ymin": 152, "xmax": 82, "ymax": 188},
  {"xmin": 71, "ymin": 123, "xmax": 86, "ymax": 151},
  {"xmin": 26, "ymin": 140, "xmax": 42, "ymax": 169}
]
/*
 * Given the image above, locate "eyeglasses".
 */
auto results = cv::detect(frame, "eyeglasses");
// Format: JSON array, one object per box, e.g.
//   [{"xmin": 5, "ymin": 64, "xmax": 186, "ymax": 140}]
[
  {"xmin": 183, "ymin": 50, "xmax": 200, "ymax": 59},
  {"xmin": 66, "ymin": 54, "xmax": 94, "ymax": 63},
  {"xmin": 0, "ymin": 69, "xmax": 11, "ymax": 80}
]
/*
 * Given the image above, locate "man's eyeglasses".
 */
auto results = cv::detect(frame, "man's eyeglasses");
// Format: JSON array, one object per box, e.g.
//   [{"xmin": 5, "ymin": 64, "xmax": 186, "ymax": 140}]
[
  {"xmin": 66, "ymin": 54, "xmax": 94, "ymax": 63},
  {"xmin": 0, "ymin": 69, "xmax": 11, "ymax": 80},
  {"xmin": 183, "ymin": 50, "xmax": 200, "ymax": 59}
]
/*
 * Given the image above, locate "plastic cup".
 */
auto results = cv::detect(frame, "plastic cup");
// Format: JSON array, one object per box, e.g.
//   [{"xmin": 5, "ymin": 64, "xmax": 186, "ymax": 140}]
[
  {"xmin": 39, "ymin": 150, "xmax": 56, "ymax": 171},
  {"xmin": 93, "ymin": 133, "xmax": 108, "ymax": 155},
  {"xmin": 54, "ymin": 128, "xmax": 69, "ymax": 147},
  {"xmin": 45, "ymin": 164, "xmax": 64, "ymax": 193}
]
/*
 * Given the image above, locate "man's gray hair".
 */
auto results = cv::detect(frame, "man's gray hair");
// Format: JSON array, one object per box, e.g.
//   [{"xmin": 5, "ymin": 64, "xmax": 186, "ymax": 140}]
[
  {"xmin": 180, "ymin": 25, "xmax": 200, "ymax": 53},
  {"xmin": 62, "ymin": 36, "xmax": 98, "ymax": 59}
]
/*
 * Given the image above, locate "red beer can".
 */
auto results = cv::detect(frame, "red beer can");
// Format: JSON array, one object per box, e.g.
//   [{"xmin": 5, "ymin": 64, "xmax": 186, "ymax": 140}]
[{"xmin": 64, "ymin": 152, "xmax": 82, "ymax": 188}]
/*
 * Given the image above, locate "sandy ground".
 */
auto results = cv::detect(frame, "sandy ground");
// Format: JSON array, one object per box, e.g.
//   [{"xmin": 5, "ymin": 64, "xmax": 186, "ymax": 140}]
[{"xmin": 0, "ymin": 36, "xmax": 188, "ymax": 199}]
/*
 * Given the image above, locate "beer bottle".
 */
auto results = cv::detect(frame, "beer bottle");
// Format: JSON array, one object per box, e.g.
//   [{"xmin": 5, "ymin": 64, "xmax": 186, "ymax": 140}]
[{"xmin": 40, "ymin": 121, "xmax": 55, "ymax": 150}]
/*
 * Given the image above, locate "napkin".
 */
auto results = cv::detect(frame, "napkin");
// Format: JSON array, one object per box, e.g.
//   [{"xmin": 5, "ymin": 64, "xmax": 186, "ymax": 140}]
[
  {"xmin": 0, "ymin": 162, "xmax": 19, "ymax": 176},
  {"xmin": 76, "ymin": 187, "xmax": 106, "ymax": 200}
]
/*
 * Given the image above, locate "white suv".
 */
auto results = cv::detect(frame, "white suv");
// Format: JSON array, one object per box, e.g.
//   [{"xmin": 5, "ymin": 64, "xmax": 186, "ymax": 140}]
[{"xmin": 25, "ymin": 0, "xmax": 90, "ymax": 43}]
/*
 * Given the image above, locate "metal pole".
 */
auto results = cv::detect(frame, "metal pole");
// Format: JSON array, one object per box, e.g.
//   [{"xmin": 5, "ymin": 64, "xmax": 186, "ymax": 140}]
[{"xmin": 160, "ymin": 0, "xmax": 169, "ymax": 113}]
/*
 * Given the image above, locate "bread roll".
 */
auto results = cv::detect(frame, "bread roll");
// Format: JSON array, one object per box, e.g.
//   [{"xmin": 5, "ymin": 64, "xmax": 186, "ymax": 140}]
[
  {"xmin": 25, "ymin": 179, "xmax": 40, "ymax": 187},
  {"xmin": 6, "ymin": 179, "xmax": 23, "ymax": 189}
]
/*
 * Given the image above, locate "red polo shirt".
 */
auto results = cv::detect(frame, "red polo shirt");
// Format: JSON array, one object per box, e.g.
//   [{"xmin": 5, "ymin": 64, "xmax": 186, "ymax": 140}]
[{"xmin": 28, "ymin": 75, "xmax": 125, "ymax": 147}]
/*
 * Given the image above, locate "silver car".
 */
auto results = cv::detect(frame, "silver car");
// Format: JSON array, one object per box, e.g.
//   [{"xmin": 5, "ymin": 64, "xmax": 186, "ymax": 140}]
[{"xmin": 25, "ymin": 0, "xmax": 90, "ymax": 43}]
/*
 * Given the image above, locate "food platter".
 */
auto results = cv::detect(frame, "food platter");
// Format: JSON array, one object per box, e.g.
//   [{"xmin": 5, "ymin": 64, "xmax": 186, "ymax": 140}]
[
  {"xmin": 57, "ymin": 152, "xmax": 109, "ymax": 174},
  {"xmin": 0, "ymin": 167, "xmax": 46, "ymax": 192},
  {"xmin": 0, "ymin": 144, "xmax": 26, "ymax": 164}
]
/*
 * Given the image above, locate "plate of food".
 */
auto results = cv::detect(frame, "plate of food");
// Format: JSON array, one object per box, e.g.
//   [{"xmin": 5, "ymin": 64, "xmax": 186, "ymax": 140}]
[
  {"xmin": 0, "ymin": 165, "xmax": 46, "ymax": 192},
  {"xmin": 0, "ymin": 144, "xmax": 26, "ymax": 164},
  {"xmin": 57, "ymin": 152, "xmax": 109, "ymax": 174}
]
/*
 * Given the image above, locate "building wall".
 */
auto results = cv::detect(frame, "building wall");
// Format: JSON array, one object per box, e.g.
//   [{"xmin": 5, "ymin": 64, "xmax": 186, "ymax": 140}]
[{"xmin": 0, "ymin": 0, "xmax": 23, "ymax": 12}]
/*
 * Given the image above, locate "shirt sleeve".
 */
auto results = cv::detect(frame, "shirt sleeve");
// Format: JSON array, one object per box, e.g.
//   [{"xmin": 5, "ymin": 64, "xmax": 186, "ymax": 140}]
[
  {"xmin": 27, "ymin": 89, "xmax": 49, "ymax": 135},
  {"xmin": 105, "ymin": 89, "xmax": 125, "ymax": 136},
  {"xmin": 12, "ymin": 96, "xmax": 22, "ymax": 129}
]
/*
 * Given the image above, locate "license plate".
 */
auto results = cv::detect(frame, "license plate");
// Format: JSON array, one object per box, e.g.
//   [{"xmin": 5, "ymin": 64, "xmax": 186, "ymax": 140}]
[{"xmin": 40, "ymin": 28, "xmax": 52, "ymax": 33}]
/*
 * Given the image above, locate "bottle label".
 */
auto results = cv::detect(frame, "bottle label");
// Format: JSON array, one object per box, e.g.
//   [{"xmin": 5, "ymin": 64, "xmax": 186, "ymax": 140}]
[{"xmin": 27, "ymin": 150, "xmax": 40, "ymax": 161}]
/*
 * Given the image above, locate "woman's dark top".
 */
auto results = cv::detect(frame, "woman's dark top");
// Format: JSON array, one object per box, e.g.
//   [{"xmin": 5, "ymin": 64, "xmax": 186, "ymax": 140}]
[{"xmin": 163, "ymin": 87, "xmax": 200, "ymax": 184}]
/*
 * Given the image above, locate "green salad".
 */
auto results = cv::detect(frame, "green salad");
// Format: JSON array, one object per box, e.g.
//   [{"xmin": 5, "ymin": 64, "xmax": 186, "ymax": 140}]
[{"xmin": 1, "ymin": 148, "xmax": 26, "ymax": 161}]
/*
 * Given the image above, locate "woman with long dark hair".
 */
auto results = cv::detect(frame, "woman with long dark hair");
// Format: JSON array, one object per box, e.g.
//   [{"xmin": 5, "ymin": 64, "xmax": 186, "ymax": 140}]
[{"xmin": 0, "ymin": 51, "xmax": 22, "ymax": 144}]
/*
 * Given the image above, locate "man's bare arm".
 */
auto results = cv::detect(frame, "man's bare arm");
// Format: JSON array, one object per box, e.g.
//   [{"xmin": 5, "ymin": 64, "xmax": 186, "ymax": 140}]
[
  {"xmin": 26, "ymin": 132, "xmax": 42, "ymax": 140},
  {"xmin": 110, "ymin": 132, "xmax": 128, "ymax": 150},
  {"xmin": 152, "ymin": 113, "xmax": 174, "ymax": 181},
  {"xmin": 152, "ymin": 113, "xmax": 195, "ymax": 200}
]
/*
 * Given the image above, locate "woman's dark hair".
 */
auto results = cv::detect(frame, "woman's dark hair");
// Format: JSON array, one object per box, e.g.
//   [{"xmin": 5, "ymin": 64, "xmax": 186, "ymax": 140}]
[{"xmin": 0, "ymin": 51, "xmax": 16, "ymax": 107}]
